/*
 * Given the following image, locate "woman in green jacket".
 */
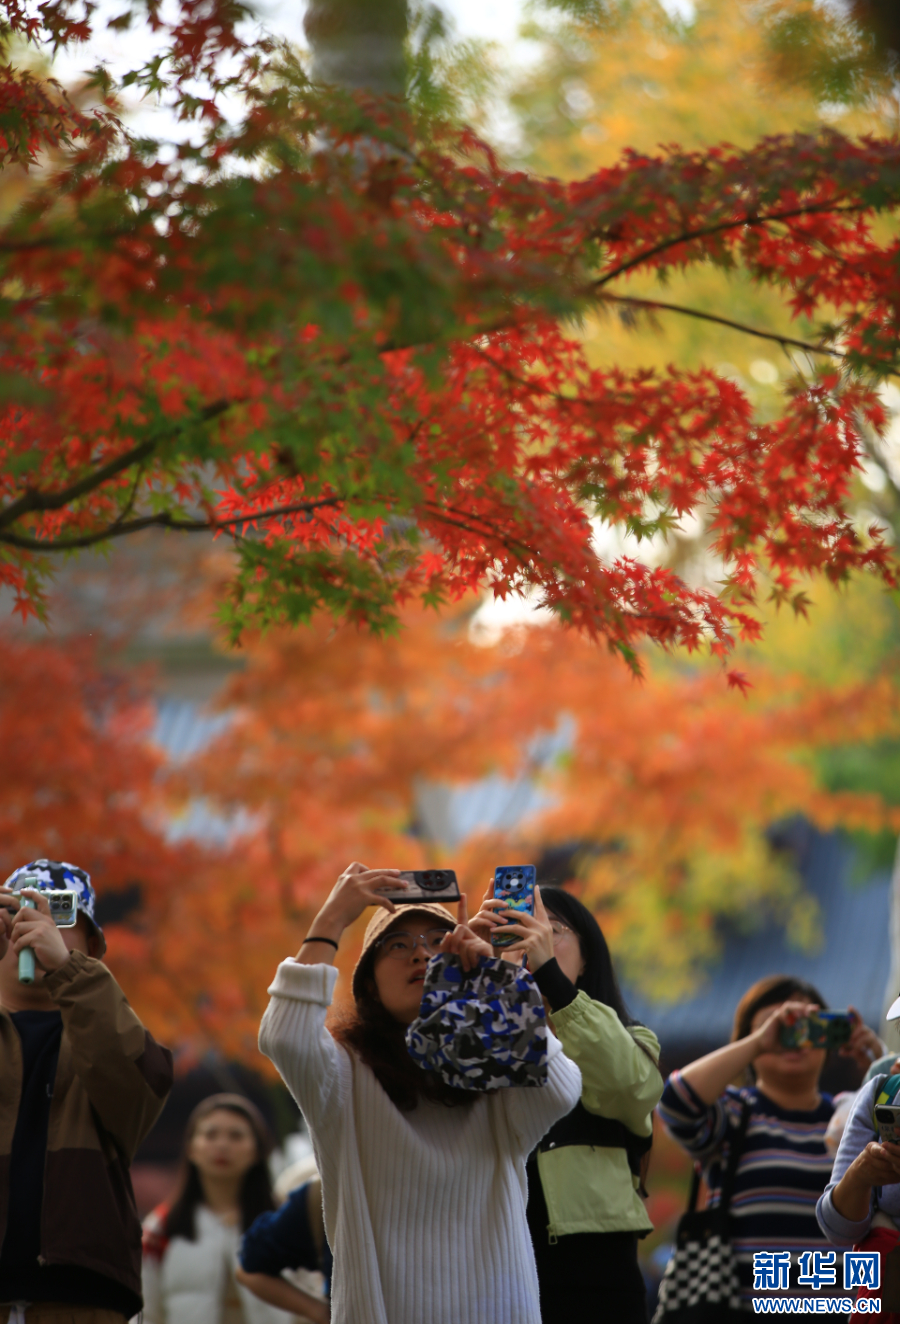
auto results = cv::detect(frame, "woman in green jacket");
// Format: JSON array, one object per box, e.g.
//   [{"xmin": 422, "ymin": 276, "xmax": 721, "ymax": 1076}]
[{"xmin": 476, "ymin": 886, "xmax": 662, "ymax": 1324}]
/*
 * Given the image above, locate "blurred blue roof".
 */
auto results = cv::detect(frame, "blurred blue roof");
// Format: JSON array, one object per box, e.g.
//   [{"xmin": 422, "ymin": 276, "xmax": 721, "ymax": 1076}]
[
  {"xmin": 624, "ymin": 821, "xmax": 892, "ymax": 1049},
  {"xmin": 153, "ymin": 696, "xmax": 232, "ymax": 762}
]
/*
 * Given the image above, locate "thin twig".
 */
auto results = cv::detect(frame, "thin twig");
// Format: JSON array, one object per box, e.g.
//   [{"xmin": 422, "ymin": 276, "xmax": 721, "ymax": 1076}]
[
  {"xmin": 598, "ymin": 293, "xmax": 900, "ymax": 378},
  {"xmin": 592, "ymin": 202, "xmax": 866, "ymax": 287}
]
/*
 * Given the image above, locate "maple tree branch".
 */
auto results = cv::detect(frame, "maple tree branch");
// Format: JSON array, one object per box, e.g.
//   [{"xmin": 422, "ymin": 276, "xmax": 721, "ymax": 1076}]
[
  {"xmin": 600, "ymin": 293, "xmax": 900, "ymax": 377},
  {"xmin": 0, "ymin": 496, "xmax": 345, "ymax": 551},
  {"xmin": 600, "ymin": 294, "xmax": 840, "ymax": 362},
  {"xmin": 422, "ymin": 500, "xmax": 541, "ymax": 561},
  {"xmin": 592, "ymin": 201, "xmax": 866, "ymax": 287},
  {"xmin": 0, "ymin": 400, "xmax": 233, "ymax": 532}
]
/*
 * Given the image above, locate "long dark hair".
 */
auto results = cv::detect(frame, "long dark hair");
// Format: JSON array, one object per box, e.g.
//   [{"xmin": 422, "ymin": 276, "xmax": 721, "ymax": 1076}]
[
  {"xmin": 540, "ymin": 887, "xmax": 640, "ymax": 1026},
  {"xmin": 331, "ymin": 942, "xmax": 475, "ymax": 1113},
  {"xmin": 164, "ymin": 1094, "xmax": 276, "ymax": 1241}
]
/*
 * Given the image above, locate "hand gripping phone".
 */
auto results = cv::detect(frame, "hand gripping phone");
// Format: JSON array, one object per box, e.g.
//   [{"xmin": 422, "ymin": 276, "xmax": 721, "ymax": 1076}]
[
  {"xmin": 13, "ymin": 887, "xmax": 77, "ymax": 985},
  {"xmin": 491, "ymin": 865, "xmax": 536, "ymax": 949},
  {"xmin": 378, "ymin": 869, "xmax": 461, "ymax": 904},
  {"xmin": 778, "ymin": 1009, "xmax": 854, "ymax": 1051},
  {"xmin": 875, "ymin": 1105, "xmax": 900, "ymax": 1145}
]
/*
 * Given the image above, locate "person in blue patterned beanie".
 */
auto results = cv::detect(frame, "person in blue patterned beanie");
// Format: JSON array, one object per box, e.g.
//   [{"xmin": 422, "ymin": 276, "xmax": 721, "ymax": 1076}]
[
  {"xmin": 4, "ymin": 858, "xmax": 106, "ymax": 956},
  {"xmin": 0, "ymin": 857, "xmax": 173, "ymax": 1324}
]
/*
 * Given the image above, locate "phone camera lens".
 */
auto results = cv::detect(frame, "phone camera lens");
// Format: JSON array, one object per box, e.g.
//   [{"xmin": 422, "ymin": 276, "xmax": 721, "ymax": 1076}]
[{"xmin": 420, "ymin": 871, "xmax": 447, "ymax": 892}]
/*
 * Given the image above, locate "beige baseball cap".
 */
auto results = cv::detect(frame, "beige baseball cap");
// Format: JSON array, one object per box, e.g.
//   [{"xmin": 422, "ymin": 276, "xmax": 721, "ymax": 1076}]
[{"xmin": 351, "ymin": 902, "xmax": 455, "ymax": 1000}]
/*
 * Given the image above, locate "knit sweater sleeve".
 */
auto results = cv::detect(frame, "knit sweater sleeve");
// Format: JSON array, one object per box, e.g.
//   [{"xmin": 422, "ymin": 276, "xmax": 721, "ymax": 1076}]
[
  {"xmin": 498, "ymin": 1031, "xmax": 582, "ymax": 1154},
  {"xmin": 657, "ymin": 1069, "xmax": 733, "ymax": 1161},
  {"xmin": 258, "ymin": 960, "xmax": 347, "ymax": 1132},
  {"xmin": 817, "ymin": 1077, "xmax": 881, "ymax": 1247}
]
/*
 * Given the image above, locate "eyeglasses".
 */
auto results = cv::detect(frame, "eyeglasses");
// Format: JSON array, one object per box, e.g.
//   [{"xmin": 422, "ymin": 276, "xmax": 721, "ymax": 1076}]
[
  {"xmin": 550, "ymin": 920, "xmax": 575, "ymax": 944},
  {"xmin": 374, "ymin": 928, "xmax": 452, "ymax": 960}
]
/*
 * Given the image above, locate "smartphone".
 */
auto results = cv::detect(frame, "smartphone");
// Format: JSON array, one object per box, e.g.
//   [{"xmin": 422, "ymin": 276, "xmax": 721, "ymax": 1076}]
[
  {"xmin": 875, "ymin": 1105, "xmax": 900, "ymax": 1144},
  {"xmin": 491, "ymin": 865, "xmax": 536, "ymax": 949},
  {"xmin": 779, "ymin": 1010, "xmax": 854, "ymax": 1051},
  {"xmin": 378, "ymin": 869, "xmax": 461, "ymax": 904}
]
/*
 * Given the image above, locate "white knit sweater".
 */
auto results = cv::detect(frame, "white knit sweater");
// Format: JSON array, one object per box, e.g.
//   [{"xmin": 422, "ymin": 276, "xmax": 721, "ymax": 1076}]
[{"xmin": 258, "ymin": 960, "xmax": 582, "ymax": 1324}]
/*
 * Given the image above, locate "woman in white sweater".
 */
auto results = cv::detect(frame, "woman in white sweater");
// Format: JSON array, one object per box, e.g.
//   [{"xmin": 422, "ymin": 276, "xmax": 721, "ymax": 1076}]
[{"xmin": 258, "ymin": 862, "xmax": 582, "ymax": 1324}]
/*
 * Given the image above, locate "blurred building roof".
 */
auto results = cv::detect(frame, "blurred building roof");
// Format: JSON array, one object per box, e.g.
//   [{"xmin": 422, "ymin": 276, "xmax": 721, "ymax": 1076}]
[{"xmin": 624, "ymin": 819, "xmax": 893, "ymax": 1060}]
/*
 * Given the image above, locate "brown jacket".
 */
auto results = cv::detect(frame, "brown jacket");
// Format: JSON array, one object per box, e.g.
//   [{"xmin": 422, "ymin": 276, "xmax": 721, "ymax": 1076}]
[{"xmin": 0, "ymin": 950, "xmax": 173, "ymax": 1300}]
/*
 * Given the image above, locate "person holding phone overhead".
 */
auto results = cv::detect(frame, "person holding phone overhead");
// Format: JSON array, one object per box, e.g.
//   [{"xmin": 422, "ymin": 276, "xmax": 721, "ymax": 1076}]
[
  {"xmin": 258, "ymin": 862, "xmax": 582, "ymax": 1324},
  {"xmin": 473, "ymin": 881, "xmax": 662, "ymax": 1324},
  {"xmin": 659, "ymin": 975, "xmax": 883, "ymax": 1317}
]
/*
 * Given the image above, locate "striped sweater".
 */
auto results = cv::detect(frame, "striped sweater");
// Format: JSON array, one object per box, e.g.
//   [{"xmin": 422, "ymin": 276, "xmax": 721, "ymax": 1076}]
[{"xmin": 658, "ymin": 1071, "xmax": 841, "ymax": 1310}]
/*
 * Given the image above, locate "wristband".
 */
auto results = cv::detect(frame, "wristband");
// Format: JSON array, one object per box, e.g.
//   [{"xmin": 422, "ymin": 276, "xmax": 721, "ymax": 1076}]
[{"xmin": 302, "ymin": 936, "xmax": 339, "ymax": 951}]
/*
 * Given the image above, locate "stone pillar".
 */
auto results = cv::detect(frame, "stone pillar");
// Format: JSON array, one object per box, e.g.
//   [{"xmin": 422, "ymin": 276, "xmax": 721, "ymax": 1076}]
[{"xmin": 304, "ymin": 0, "xmax": 409, "ymax": 96}]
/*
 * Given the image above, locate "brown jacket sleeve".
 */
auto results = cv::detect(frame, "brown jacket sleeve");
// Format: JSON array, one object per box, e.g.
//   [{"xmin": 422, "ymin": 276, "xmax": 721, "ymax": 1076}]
[{"xmin": 44, "ymin": 949, "xmax": 173, "ymax": 1159}]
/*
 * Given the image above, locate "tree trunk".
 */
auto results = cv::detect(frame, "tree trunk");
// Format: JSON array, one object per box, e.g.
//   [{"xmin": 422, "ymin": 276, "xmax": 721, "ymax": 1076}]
[{"xmin": 304, "ymin": 0, "xmax": 409, "ymax": 96}]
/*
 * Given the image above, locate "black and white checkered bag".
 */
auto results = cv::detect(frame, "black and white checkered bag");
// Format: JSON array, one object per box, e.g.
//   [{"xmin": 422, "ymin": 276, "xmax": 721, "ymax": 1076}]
[{"xmin": 652, "ymin": 1102, "xmax": 750, "ymax": 1322}]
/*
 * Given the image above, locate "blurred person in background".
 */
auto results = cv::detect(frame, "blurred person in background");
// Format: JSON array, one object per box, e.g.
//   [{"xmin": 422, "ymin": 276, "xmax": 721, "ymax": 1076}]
[
  {"xmin": 0, "ymin": 860, "xmax": 173, "ymax": 1324},
  {"xmin": 237, "ymin": 1155, "xmax": 331, "ymax": 1324},
  {"xmin": 658, "ymin": 975, "xmax": 883, "ymax": 1318},
  {"xmin": 817, "ymin": 1004, "xmax": 900, "ymax": 1321},
  {"xmin": 258, "ymin": 862, "xmax": 582, "ymax": 1324},
  {"xmin": 142, "ymin": 1095, "xmax": 296, "ymax": 1324},
  {"xmin": 473, "ymin": 885, "xmax": 662, "ymax": 1324}
]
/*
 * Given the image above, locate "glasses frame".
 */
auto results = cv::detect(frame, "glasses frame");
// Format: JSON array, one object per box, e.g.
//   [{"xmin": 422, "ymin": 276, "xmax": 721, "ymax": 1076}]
[
  {"xmin": 373, "ymin": 927, "xmax": 453, "ymax": 961},
  {"xmin": 549, "ymin": 919, "xmax": 575, "ymax": 945}
]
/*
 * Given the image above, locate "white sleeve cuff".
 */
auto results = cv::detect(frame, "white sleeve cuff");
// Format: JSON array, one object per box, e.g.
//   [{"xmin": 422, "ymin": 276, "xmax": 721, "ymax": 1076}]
[{"xmin": 267, "ymin": 959, "xmax": 338, "ymax": 1005}]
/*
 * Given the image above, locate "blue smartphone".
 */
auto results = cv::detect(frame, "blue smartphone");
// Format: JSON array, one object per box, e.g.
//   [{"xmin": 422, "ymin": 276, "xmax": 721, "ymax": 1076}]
[{"xmin": 491, "ymin": 866, "xmax": 536, "ymax": 949}]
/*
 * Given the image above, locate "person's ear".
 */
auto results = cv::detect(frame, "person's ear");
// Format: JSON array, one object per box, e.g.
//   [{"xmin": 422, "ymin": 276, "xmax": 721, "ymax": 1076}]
[{"xmin": 87, "ymin": 932, "xmax": 103, "ymax": 959}]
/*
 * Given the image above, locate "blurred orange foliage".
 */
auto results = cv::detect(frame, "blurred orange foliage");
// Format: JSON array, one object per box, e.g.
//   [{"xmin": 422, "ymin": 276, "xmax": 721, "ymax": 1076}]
[
  {"xmin": 4, "ymin": 611, "xmax": 896, "ymax": 1062},
  {"xmin": 155, "ymin": 607, "xmax": 900, "ymax": 1058}
]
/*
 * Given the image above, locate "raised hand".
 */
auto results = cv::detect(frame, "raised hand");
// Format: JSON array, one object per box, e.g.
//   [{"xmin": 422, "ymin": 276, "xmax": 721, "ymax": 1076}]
[
  {"xmin": 491, "ymin": 886, "xmax": 555, "ymax": 973},
  {"xmin": 840, "ymin": 1005, "xmax": 886, "ymax": 1070},
  {"xmin": 752, "ymin": 1001, "xmax": 823, "ymax": 1056},
  {"xmin": 439, "ymin": 894, "xmax": 494, "ymax": 973},
  {"xmin": 10, "ymin": 889, "xmax": 71, "ymax": 974},
  {"xmin": 0, "ymin": 893, "xmax": 15, "ymax": 962},
  {"xmin": 295, "ymin": 862, "xmax": 406, "ymax": 964}
]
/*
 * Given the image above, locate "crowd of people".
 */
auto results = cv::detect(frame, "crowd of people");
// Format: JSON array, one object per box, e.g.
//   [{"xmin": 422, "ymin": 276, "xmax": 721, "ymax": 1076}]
[{"xmin": 1, "ymin": 856, "xmax": 899, "ymax": 1323}]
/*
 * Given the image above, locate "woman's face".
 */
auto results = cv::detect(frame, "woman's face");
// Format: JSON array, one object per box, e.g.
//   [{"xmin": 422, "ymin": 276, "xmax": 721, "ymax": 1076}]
[
  {"xmin": 750, "ymin": 1001, "xmax": 827, "ymax": 1095},
  {"xmin": 547, "ymin": 913, "xmax": 586, "ymax": 986},
  {"xmin": 188, "ymin": 1109, "xmax": 259, "ymax": 1184},
  {"xmin": 371, "ymin": 918, "xmax": 452, "ymax": 1025}
]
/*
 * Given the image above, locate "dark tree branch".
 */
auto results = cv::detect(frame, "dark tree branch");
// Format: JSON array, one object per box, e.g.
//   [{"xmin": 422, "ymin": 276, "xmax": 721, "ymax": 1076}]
[
  {"xmin": 592, "ymin": 201, "xmax": 866, "ymax": 287},
  {"xmin": 0, "ymin": 496, "xmax": 344, "ymax": 551},
  {"xmin": 598, "ymin": 293, "xmax": 900, "ymax": 377},
  {"xmin": 0, "ymin": 400, "xmax": 233, "ymax": 532}
]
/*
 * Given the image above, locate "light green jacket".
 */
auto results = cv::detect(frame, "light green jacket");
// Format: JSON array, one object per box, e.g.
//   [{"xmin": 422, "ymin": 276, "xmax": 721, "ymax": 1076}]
[{"xmin": 537, "ymin": 991, "xmax": 662, "ymax": 1240}]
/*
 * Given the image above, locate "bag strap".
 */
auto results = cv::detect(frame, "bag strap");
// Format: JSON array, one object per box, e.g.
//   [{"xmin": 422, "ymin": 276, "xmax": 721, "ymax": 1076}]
[
  {"xmin": 718, "ymin": 1099, "xmax": 752, "ymax": 1217},
  {"xmin": 686, "ymin": 1162, "xmax": 702, "ymax": 1214}
]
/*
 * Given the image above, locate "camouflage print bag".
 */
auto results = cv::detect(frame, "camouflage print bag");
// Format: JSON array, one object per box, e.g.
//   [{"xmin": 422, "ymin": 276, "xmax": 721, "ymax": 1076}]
[{"xmin": 405, "ymin": 951, "xmax": 548, "ymax": 1090}]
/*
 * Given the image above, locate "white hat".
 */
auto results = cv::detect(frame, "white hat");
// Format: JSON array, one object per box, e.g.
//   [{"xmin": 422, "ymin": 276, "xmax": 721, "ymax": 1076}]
[{"xmin": 887, "ymin": 995, "xmax": 900, "ymax": 1021}]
